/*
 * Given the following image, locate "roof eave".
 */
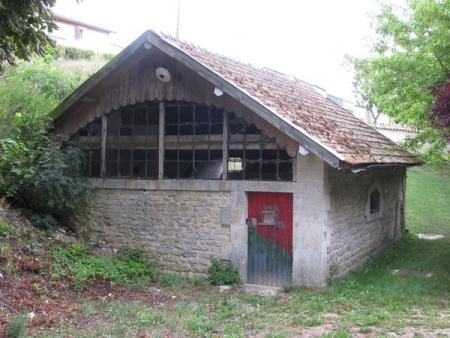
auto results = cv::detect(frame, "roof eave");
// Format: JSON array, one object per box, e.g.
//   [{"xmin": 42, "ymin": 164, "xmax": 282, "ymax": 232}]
[{"xmin": 348, "ymin": 161, "xmax": 424, "ymax": 173}]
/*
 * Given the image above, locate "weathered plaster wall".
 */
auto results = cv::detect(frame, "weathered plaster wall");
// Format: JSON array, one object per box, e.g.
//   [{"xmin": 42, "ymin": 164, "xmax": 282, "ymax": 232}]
[{"xmin": 327, "ymin": 166, "xmax": 406, "ymax": 277}]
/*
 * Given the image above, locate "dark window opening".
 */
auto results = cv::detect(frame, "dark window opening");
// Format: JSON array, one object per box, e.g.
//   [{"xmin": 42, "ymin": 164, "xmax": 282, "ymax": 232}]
[
  {"xmin": 106, "ymin": 101, "xmax": 159, "ymax": 178},
  {"xmin": 72, "ymin": 101, "xmax": 294, "ymax": 182},
  {"xmin": 370, "ymin": 189, "xmax": 381, "ymax": 214},
  {"xmin": 164, "ymin": 101, "xmax": 223, "ymax": 179},
  {"xmin": 227, "ymin": 113, "xmax": 293, "ymax": 181},
  {"xmin": 69, "ymin": 117, "xmax": 101, "ymax": 177}
]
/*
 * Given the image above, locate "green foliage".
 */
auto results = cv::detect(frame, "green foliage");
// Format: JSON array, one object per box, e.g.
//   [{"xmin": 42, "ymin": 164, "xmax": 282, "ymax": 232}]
[
  {"xmin": 48, "ymin": 45, "xmax": 115, "ymax": 62},
  {"xmin": 346, "ymin": 0, "xmax": 450, "ymax": 160},
  {"xmin": 0, "ymin": 138, "xmax": 93, "ymax": 229},
  {"xmin": 207, "ymin": 256, "xmax": 241, "ymax": 286},
  {"xmin": 0, "ymin": 60, "xmax": 91, "ymax": 229},
  {"xmin": 158, "ymin": 273, "xmax": 188, "ymax": 288},
  {"xmin": 51, "ymin": 245, "xmax": 159, "ymax": 287},
  {"xmin": 0, "ymin": 0, "xmax": 57, "ymax": 67},
  {"xmin": 7, "ymin": 314, "xmax": 28, "ymax": 338},
  {"xmin": 0, "ymin": 60, "xmax": 83, "ymax": 140},
  {"xmin": 401, "ymin": 129, "xmax": 450, "ymax": 163},
  {"xmin": 0, "ymin": 219, "xmax": 17, "ymax": 237}
]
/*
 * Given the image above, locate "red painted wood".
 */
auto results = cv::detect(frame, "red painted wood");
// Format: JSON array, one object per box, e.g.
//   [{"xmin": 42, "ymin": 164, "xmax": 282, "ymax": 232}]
[{"xmin": 247, "ymin": 192, "xmax": 293, "ymax": 254}]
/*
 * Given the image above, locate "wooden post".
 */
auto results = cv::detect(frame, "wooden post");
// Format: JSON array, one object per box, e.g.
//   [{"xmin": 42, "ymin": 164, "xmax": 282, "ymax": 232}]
[
  {"xmin": 100, "ymin": 114, "xmax": 107, "ymax": 178},
  {"xmin": 158, "ymin": 101, "xmax": 165, "ymax": 179},
  {"xmin": 222, "ymin": 111, "xmax": 228, "ymax": 180}
]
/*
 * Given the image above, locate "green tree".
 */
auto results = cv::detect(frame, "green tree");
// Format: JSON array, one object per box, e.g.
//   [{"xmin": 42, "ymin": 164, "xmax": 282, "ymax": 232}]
[
  {"xmin": 0, "ymin": 0, "xmax": 58, "ymax": 67},
  {"xmin": 347, "ymin": 0, "xmax": 450, "ymax": 162}
]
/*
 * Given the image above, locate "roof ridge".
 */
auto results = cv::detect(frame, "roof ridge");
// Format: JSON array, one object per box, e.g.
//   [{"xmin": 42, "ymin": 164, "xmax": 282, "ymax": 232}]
[{"xmin": 161, "ymin": 33, "xmax": 308, "ymax": 87}]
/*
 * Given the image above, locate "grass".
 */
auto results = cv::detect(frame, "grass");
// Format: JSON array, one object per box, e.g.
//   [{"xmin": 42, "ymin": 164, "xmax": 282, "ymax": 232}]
[
  {"xmin": 6, "ymin": 163, "xmax": 450, "ymax": 337},
  {"xmin": 406, "ymin": 163, "xmax": 450, "ymax": 235}
]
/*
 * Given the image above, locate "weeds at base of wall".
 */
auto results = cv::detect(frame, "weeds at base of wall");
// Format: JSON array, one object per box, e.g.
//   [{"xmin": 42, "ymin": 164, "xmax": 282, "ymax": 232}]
[
  {"xmin": 207, "ymin": 256, "xmax": 241, "ymax": 286},
  {"xmin": 50, "ymin": 244, "xmax": 159, "ymax": 289},
  {"xmin": 327, "ymin": 262, "xmax": 340, "ymax": 286}
]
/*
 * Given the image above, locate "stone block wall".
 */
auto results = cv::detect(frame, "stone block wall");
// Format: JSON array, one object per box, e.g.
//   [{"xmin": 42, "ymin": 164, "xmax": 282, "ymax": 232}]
[
  {"xmin": 93, "ymin": 189, "xmax": 231, "ymax": 275},
  {"xmin": 327, "ymin": 166, "xmax": 406, "ymax": 277}
]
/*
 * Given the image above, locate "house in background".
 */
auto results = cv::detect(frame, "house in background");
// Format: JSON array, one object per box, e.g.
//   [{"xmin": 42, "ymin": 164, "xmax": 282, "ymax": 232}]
[
  {"xmin": 50, "ymin": 30, "xmax": 422, "ymax": 288},
  {"xmin": 50, "ymin": 14, "xmax": 123, "ymax": 54}
]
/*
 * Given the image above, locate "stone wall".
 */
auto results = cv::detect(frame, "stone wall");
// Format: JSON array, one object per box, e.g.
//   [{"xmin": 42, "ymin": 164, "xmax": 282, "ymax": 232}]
[
  {"xmin": 89, "ymin": 160, "xmax": 407, "ymax": 286},
  {"xmin": 327, "ymin": 166, "xmax": 406, "ymax": 277},
  {"xmin": 93, "ymin": 189, "xmax": 231, "ymax": 275}
]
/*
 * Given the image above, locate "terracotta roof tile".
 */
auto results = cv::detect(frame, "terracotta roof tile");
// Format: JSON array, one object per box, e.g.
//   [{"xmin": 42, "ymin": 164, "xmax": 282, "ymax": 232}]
[{"xmin": 162, "ymin": 34, "xmax": 420, "ymax": 166}]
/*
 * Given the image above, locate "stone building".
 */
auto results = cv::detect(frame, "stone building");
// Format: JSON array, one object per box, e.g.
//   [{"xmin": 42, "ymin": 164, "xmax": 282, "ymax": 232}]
[{"xmin": 51, "ymin": 30, "xmax": 421, "ymax": 287}]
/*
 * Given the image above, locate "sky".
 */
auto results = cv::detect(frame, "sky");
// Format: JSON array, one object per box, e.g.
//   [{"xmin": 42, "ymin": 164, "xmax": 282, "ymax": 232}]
[{"xmin": 53, "ymin": 0, "xmax": 382, "ymax": 102}]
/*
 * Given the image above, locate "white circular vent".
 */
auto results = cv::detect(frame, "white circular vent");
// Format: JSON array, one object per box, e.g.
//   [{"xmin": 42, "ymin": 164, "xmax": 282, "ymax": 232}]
[{"xmin": 155, "ymin": 67, "xmax": 171, "ymax": 82}]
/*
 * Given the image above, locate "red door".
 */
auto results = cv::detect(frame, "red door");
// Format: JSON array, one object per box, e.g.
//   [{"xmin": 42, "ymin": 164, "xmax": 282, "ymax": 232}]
[{"xmin": 247, "ymin": 192, "xmax": 293, "ymax": 286}]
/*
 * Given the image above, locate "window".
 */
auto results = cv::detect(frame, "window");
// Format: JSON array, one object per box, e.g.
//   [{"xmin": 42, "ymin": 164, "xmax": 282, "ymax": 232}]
[
  {"xmin": 75, "ymin": 26, "xmax": 83, "ymax": 40},
  {"xmin": 72, "ymin": 100, "xmax": 295, "ymax": 182},
  {"xmin": 366, "ymin": 182, "xmax": 383, "ymax": 222},
  {"xmin": 370, "ymin": 189, "xmax": 381, "ymax": 214},
  {"xmin": 227, "ymin": 113, "xmax": 293, "ymax": 181},
  {"xmin": 106, "ymin": 101, "xmax": 159, "ymax": 178},
  {"xmin": 164, "ymin": 101, "xmax": 223, "ymax": 179},
  {"xmin": 69, "ymin": 117, "xmax": 101, "ymax": 177}
]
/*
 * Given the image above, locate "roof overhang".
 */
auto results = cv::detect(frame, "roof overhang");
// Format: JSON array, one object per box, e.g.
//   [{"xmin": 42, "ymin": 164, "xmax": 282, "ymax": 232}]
[{"xmin": 50, "ymin": 30, "xmax": 421, "ymax": 171}]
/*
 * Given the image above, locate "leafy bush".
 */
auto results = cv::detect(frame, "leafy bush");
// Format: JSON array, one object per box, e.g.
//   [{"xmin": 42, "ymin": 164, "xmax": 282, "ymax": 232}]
[
  {"xmin": 0, "ymin": 137, "xmax": 93, "ymax": 229},
  {"xmin": 51, "ymin": 245, "xmax": 159, "ymax": 287},
  {"xmin": 207, "ymin": 256, "xmax": 241, "ymax": 286},
  {"xmin": 0, "ymin": 60, "xmax": 92, "ymax": 229},
  {"xmin": 47, "ymin": 45, "xmax": 114, "ymax": 62}
]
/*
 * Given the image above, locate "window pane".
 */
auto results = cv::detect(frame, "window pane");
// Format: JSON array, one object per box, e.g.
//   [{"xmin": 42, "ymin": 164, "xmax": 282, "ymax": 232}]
[
  {"xmin": 133, "ymin": 149, "xmax": 146, "ymax": 161},
  {"xmin": 106, "ymin": 162, "xmax": 118, "ymax": 177},
  {"xmin": 120, "ymin": 149, "xmax": 131, "ymax": 161},
  {"xmin": 119, "ymin": 161, "xmax": 131, "ymax": 177},
  {"xmin": 133, "ymin": 162, "xmax": 146, "ymax": 178}
]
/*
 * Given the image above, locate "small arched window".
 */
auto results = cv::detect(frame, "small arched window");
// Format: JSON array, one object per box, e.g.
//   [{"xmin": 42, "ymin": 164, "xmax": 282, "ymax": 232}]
[
  {"xmin": 370, "ymin": 189, "xmax": 381, "ymax": 214},
  {"xmin": 366, "ymin": 182, "xmax": 383, "ymax": 222}
]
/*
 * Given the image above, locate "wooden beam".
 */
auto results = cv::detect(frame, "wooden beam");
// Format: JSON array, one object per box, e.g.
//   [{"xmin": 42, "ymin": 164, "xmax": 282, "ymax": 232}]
[
  {"xmin": 158, "ymin": 101, "xmax": 165, "ymax": 179},
  {"xmin": 222, "ymin": 112, "xmax": 229, "ymax": 180},
  {"xmin": 100, "ymin": 114, "xmax": 107, "ymax": 178}
]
